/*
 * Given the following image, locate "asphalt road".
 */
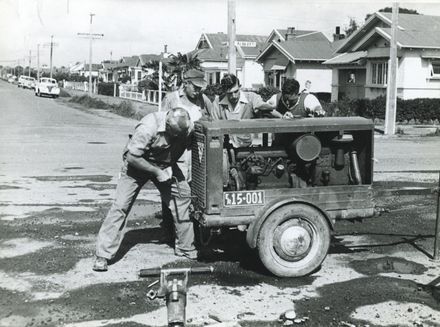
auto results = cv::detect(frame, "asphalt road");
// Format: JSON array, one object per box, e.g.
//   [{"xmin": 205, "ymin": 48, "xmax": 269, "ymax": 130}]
[{"xmin": 0, "ymin": 80, "xmax": 440, "ymax": 327}]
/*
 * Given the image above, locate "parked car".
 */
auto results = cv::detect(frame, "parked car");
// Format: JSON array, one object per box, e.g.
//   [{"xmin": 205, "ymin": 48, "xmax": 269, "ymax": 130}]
[
  {"xmin": 35, "ymin": 77, "xmax": 60, "ymax": 98},
  {"xmin": 8, "ymin": 76, "xmax": 17, "ymax": 84},
  {"xmin": 18, "ymin": 75, "xmax": 36, "ymax": 89}
]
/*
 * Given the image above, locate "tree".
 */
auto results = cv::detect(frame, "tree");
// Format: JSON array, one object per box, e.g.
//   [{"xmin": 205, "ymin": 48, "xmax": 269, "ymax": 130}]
[
  {"xmin": 344, "ymin": 17, "xmax": 359, "ymax": 37},
  {"xmin": 365, "ymin": 7, "xmax": 419, "ymax": 21},
  {"xmin": 167, "ymin": 50, "xmax": 202, "ymax": 86}
]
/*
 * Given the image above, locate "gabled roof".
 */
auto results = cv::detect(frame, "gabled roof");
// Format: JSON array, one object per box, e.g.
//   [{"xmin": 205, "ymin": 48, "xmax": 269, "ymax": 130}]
[
  {"xmin": 196, "ymin": 48, "xmax": 245, "ymax": 68},
  {"xmin": 139, "ymin": 54, "xmax": 162, "ymax": 66},
  {"xmin": 122, "ymin": 56, "xmax": 139, "ymax": 67},
  {"xmin": 202, "ymin": 32, "xmax": 267, "ymax": 48},
  {"xmin": 195, "ymin": 32, "xmax": 267, "ymax": 61},
  {"xmin": 256, "ymin": 32, "xmax": 333, "ymax": 63},
  {"xmin": 84, "ymin": 64, "xmax": 102, "ymax": 71},
  {"xmin": 268, "ymin": 29, "xmax": 318, "ymax": 43},
  {"xmin": 337, "ymin": 12, "xmax": 440, "ymax": 53},
  {"xmin": 323, "ymin": 51, "xmax": 367, "ymax": 65},
  {"xmin": 101, "ymin": 60, "xmax": 120, "ymax": 70}
]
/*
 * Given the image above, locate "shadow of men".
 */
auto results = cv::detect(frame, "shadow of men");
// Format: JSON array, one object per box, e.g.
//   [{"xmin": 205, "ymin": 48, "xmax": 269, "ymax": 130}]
[{"xmin": 109, "ymin": 226, "xmax": 174, "ymax": 265}]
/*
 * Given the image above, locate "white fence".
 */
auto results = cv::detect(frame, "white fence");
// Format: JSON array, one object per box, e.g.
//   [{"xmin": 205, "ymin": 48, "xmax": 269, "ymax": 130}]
[
  {"xmin": 63, "ymin": 81, "xmax": 160, "ymax": 106},
  {"xmin": 119, "ymin": 86, "xmax": 159, "ymax": 105},
  {"xmin": 64, "ymin": 81, "xmax": 89, "ymax": 92}
]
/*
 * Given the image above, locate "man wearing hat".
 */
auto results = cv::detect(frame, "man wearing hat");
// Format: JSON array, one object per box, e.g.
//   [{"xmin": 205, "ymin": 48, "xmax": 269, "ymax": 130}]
[
  {"xmin": 160, "ymin": 69, "xmax": 213, "ymax": 243},
  {"xmin": 162, "ymin": 68, "xmax": 213, "ymax": 122},
  {"xmin": 93, "ymin": 107, "xmax": 198, "ymax": 272}
]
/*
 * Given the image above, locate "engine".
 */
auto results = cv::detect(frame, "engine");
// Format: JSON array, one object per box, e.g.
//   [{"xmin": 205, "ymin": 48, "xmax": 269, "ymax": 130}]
[{"xmin": 223, "ymin": 132, "xmax": 362, "ymax": 191}]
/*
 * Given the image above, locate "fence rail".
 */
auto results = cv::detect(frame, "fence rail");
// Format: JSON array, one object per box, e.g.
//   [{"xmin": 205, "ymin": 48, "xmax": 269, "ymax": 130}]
[{"xmin": 119, "ymin": 87, "xmax": 159, "ymax": 105}]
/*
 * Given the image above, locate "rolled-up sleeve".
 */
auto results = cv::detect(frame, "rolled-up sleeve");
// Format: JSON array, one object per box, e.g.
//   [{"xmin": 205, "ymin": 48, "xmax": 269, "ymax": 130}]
[
  {"xmin": 304, "ymin": 94, "xmax": 325, "ymax": 116},
  {"xmin": 248, "ymin": 92, "xmax": 274, "ymax": 115},
  {"xmin": 127, "ymin": 117, "xmax": 156, "ymax": 157},
  {"xmin": 161, "ymin": 92, "xmax": 177, "ymax": 112}
]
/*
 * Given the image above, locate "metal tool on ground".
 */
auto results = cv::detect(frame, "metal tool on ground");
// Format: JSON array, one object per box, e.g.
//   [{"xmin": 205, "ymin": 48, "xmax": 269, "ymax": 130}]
[{"xmin": 139, "ymin": 266, "xmax": 214, "ymax": 327}]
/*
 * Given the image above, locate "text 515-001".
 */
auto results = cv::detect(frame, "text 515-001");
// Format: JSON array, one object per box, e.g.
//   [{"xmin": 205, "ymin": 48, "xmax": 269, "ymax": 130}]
[{"xmin": 223, "ymin": 190, "xmax": 265, "ymax": 207}]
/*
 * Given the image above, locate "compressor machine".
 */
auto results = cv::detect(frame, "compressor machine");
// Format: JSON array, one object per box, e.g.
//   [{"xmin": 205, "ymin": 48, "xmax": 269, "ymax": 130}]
[{"xmin": 191, "ymin": 117, "xmax": 374, "ymax": 277}]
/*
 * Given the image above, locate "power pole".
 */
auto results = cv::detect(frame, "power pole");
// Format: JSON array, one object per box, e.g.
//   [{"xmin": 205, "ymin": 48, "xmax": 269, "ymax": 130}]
[
  {"xmin": 78, "ymin": 13, "xmax": 104, "ymax": 96},
  {"xmin": 27, "ymin": 50, "xmax": 36, "ymax": 77},
  {"xmin": 384, "ymin": 2, "xmax": 399, "ymax": 135},
  {"xmin": 42, "ymin": 36, "xmax": 59, "ymax": 79},
  {"xmin": 227, "ymin": 0, "xmax": 236, "ymax": 74},
  {"xmin": 37, "ymin": 44, "xmax": 40, "ymax": 81},
  {"xmin": 28, "ymin": 50, "xmax": 31, "ymax": 77}
]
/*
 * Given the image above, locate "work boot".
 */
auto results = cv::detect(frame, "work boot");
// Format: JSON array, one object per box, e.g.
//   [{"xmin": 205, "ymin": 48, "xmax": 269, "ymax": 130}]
[
  {"xmin": 92, "ymin": 256, "xmax": 108, "ymax": 272},
  {"xmin": 174, "ymin": 248, "xmax": 198, "ymax": 260}
]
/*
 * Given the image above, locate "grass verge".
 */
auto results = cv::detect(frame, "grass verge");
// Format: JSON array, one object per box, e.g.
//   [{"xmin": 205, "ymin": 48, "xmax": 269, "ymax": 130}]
[{"xmin": 68, "ymin": 95, "xmax": 144, "ymax": 120}]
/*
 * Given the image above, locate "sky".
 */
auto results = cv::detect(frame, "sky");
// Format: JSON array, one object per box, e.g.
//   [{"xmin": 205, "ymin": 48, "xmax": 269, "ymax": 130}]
[{"xmin": 1, "ymin": 0, "xmax": 440, "ymax": 68}]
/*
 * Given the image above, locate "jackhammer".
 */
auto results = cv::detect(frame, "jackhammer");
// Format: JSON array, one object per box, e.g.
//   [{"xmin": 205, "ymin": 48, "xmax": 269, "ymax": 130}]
[{"xmin": 139, "ymin": 266, "xmax": 214, "ymax": 327}]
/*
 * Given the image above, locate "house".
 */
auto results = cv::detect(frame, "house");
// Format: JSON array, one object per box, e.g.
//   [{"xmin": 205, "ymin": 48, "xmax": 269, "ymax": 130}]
[
  {"xmin": 69, "ymin": 62, "xmax": 101, "ymax": 79},
  {"xmin": 100, "ymin": 60, "xmax": 120, "ymax": 82},
  {"xmin": 139, "ymin": 53, "xmax": 162, "ymax": 76},
  {"xmin": 256, "ymin": 27, "xmax": 336, "ymax": 94},
  {"xmin": 195, "ymin": 32, "xmax": 267, "ymax": 88},
  {"xmin": 324, "ymin": 12, "xmax": 440, "ymax": 101}
]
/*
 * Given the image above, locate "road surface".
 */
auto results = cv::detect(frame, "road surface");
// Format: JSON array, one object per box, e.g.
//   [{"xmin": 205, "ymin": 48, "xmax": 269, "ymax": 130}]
[{"xmin": 0, "ymin": 80, "xmax": 439, "ymax": 327}]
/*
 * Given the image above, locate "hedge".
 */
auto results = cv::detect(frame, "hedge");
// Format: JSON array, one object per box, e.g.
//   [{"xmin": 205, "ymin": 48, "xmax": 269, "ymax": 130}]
[
  {"xmin": 98, "ymin": 82, "xmax": 119, "ymax": 96},
  {"xmin": 324, "ymin": 96, "xmax": 440, "ymax": 123}
]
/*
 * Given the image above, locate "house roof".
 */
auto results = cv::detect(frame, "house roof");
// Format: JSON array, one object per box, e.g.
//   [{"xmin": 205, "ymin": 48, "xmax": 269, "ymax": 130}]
[
  {"xmin": 122, "ymin": 56, "xmax": 139, "ymax": 67},
  {"xmin": 270, "ymin": 29, "xmax": 318, "ymax": 42},
  {"xmin": 196, "ymin": 48, "xmax": 245, "ymax": 68},
  {"xmin": 337, "ymin": 12, "xmax": 440, "ymax": 53},
  {"xmin": 139, "ymin": 54, "xmax": 162, "ymax": 66},
  {"xmin": 101, "ymin": 60, "xmax": 120, "ymax": 70},
  {"xmin": 203, "ymin": 32, "xmax": 267, "ymax": 48},
  {"xmin": 256, "ymin": 32, "xmax": 333, "ymax": 63},
  {"xmin": 196, "ymin": 32, "xmax": 267, "ymax": 61},
  {"xmin": 323, "ymin": 51, "xmax": 367, "ymax": 65},
  {"xmin": 84, "ymin": 64, "xmax": 102, "ymax": 71}
]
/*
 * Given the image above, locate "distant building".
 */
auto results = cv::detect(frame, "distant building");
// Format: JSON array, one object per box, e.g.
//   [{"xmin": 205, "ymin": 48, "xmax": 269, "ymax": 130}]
[
  {"xmin": 256, "ymin": 27, "xmax": 335, "ymax": 93},
  {"xmin": 324, "ymin": 12, "xmax": 440, "ymax": 100},
  {"xmin": 195, "ymin": 32, "xmax": 267, "ymax": 88}
]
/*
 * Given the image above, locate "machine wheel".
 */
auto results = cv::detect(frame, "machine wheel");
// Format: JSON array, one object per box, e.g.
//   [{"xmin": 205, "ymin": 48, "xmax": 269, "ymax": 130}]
[{"xmin": 257, "ymin": 203, "xmax": 330, "ymax": 277}]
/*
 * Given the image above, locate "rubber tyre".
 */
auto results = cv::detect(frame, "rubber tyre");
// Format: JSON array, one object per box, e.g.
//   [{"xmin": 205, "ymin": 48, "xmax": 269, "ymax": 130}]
[{"xmin": 257, "ymin": 203, "xmax": 331, "ymax": 277}]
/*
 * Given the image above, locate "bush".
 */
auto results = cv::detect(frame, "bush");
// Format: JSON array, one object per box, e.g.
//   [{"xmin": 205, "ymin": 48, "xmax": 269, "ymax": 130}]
[
  {"xmin": 59, "ymin": 89, "xmax": 71, "ymax": 98},
  {"xmin": 323, "ymin": 96, "xmax": 440, "ymax": 123},
  {"xmin": 98, "ymin": 82, "xmax": 119, "ymax": 96},
  {"xmin": 138, "ymin": 78, "xmax": 158, "ymax": 92},
  {"xmin": 69, "ymin": 95, "xmax": 108, "ymax": 109}
]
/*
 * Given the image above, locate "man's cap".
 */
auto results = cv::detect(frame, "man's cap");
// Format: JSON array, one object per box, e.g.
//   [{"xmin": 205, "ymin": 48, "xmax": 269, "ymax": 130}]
[
  {"xmin": 165, "ymin": 107, "xmax": 192, "ymax": 138},
  {"xmin": 183, "ymin": 69, "xmax": 208, "ymax": 88}
]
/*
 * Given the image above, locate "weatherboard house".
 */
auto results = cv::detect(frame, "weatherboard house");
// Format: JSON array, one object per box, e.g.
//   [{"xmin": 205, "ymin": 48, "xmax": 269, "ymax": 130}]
[
  {"xmin": 195, "ymin": 32, "xmax": 267, "ymax": 88},
  {"xmin": 324, "ymin": 12, "xmax": 440, "ymax": 101},
  {"xmin": 255, "ymin": 27, "xmax": 335, "ymax": 94}
]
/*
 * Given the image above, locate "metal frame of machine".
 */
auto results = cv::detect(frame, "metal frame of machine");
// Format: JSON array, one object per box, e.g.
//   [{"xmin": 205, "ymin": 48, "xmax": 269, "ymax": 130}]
[{"xmin": 191, "ymin": 117, "xmax": 375, "ymax": 277}]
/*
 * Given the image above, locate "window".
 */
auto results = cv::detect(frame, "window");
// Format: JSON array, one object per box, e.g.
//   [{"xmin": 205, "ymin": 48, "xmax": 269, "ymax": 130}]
[
  {"xmin": 137, "ymin": 71, "xmax": 142, "ymax": 80},
  {"xmin": 431, "ymin": 61, "xmax": 440, "ymax": 78},
  {"xmin": 371, "ymin": 62, "xmax": 388, "ymax": 85}
]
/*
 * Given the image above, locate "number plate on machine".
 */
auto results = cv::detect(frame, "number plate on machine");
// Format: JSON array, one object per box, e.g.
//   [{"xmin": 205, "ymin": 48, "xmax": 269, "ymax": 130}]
[{"xmin": 223, "ymin": 190, "xmax": 265, "ymax": 207}]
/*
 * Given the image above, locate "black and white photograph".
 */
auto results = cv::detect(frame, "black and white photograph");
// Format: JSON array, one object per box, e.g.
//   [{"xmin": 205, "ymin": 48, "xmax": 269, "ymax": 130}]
[{"xmin": 1, "ymin": 0, "xmax": 440, "ymax": 326}]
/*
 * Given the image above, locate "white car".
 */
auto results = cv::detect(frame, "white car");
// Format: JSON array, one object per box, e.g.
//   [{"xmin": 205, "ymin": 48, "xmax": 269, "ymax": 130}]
[
  {"xmin": 35, "ymin": 77, "xmax": 60, "ymax": 98},
  {"xmin": 18, "ymin": 75, "xmax": 36, "ymax": 89}
]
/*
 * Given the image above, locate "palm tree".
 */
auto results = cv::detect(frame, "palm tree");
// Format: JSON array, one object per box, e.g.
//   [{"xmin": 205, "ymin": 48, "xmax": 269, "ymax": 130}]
[{"xmin": 167, "ymin": 50, "xmax": 202, "ymax": 86}]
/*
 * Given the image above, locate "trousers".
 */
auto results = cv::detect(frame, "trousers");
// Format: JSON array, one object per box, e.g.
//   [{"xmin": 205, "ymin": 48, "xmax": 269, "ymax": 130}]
[{"xmin": 95, "ymin": 163, "xmax": 195, "ymax": 260}]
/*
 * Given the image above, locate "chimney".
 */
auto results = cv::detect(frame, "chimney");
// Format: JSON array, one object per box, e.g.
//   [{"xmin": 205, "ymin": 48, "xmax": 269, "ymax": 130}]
[
  {"xmin": 285, "ymin": 27, "xmax": 296, "ymax": 40},
  {"xmin": 164, "ymin": 44, "xmax": 168, "ymax": 53},
  {"xmin": 333, "ymin": 26, "xmax": 345, "ymax": 41}
]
